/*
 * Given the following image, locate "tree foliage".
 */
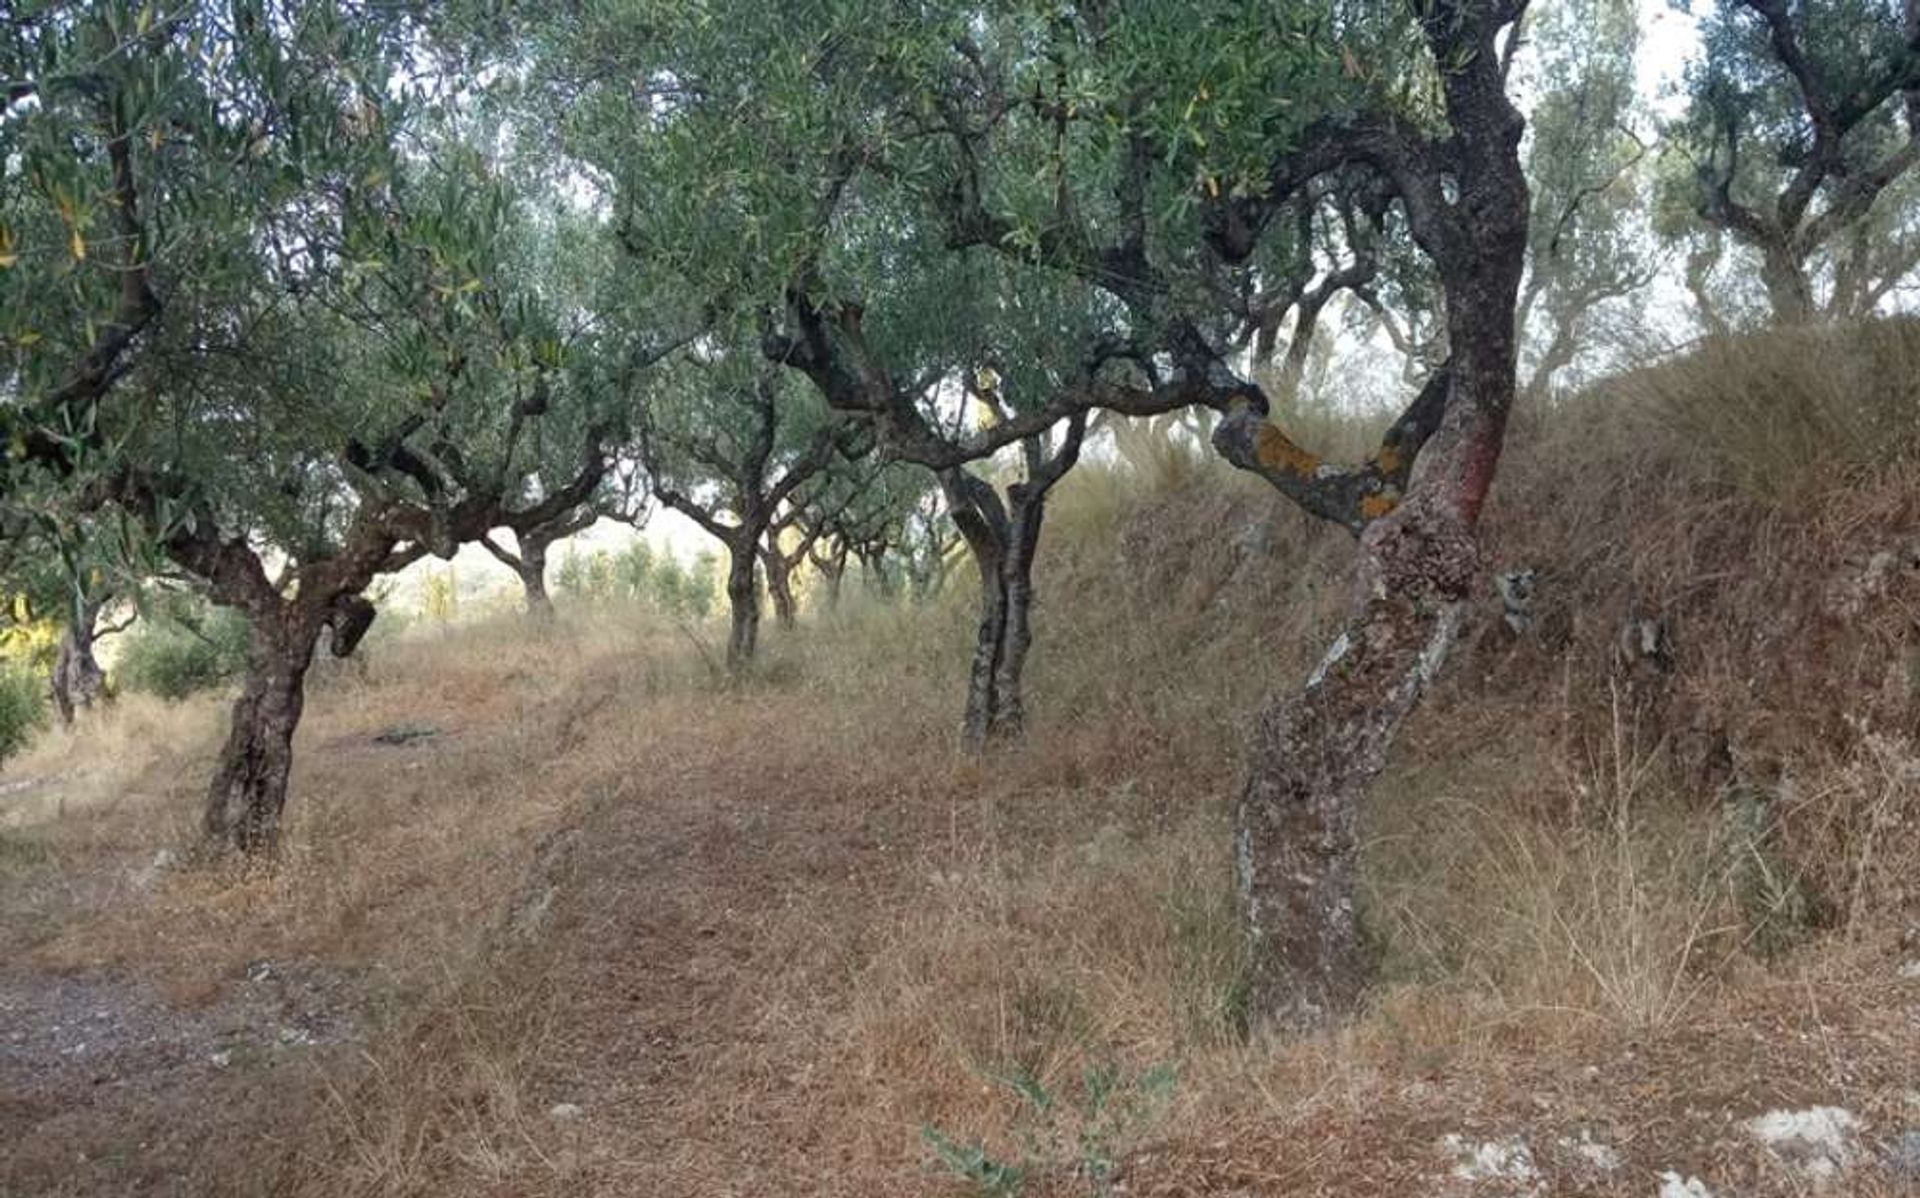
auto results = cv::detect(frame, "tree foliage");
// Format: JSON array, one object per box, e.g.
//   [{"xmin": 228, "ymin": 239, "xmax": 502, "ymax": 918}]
[{"xmin": 1664, "ymin": 0, "xmax": 1920, "ymax": 322}]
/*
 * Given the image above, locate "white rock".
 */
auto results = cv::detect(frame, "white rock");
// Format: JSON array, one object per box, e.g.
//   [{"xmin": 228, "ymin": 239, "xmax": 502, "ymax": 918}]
[
  {"xmin": 1898, "ymin": 960, "xmax": 1920, "ymax": 980},
  {"xmin": 1743, "ymin": 1106, "xmax": 1860, "ymax": 1189},
  {"xmin": 1439, "ymin": 1134, "xmax": 1541, "ymax": 1192},
  {"xmin": 1657, "ymin": 1172, "xmax": 1713, "ymax": 1197},
  {"xmin": 547, "ymin": 1102, "xmax": 583, "ymax": 1121},
  {"xmin": 1559, "ymin": 1132, "xmax": 1623, "ymax": 1172}
]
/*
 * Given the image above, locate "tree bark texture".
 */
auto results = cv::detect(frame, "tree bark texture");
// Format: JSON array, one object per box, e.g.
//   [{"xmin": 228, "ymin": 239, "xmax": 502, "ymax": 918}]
[
  {"xmin": 1761, "ymin": 244, "xmax": 1817, "ymax": 325},
  {"xmin": 203, "ymin": 594, "xmax": 375, "ymax": 855},
  {"xmin": 518, "ymin": 540, "xmax": 555, "ymax": 622},
  {"xmin": 1233, "ymin": 510, "xmax": 1476, "ymax": 1026},
  {"xmin": 942, "ymin": 415, "xmax": 1084, "ymax": 749},
  {"xmin": 50, "ymin": 598, "xmax": 108, "ymax": 726},
  {"xmin": 1225, "ymin": 14, "xmax": 1529, "ymax": 1028},
  {"xmin": 762, "ymin": 541, "xmax": 798, "ymax": 630},
  {"xmin": 725, "ymin": 538, "xmax": 761, "ymax": 672}
]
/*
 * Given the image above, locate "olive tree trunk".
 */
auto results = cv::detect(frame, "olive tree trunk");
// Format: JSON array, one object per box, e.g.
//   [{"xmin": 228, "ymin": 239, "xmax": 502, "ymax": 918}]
[
  {"xmin": 948, "ymin": 482, "xmax": 1048, "ymax": 746},
  {"xmin": 858, "ymin": 547, "xmax": 895, "ymax": 599},
  {"xmin": 955, "ymin": 517, "xmax": 1010, "ymax": 745},
  {"xmin": 762, "ymin": 541, "xmax": 798, "ymax": 630},
  {"xmin": 1232, "ymin": 501, "xmax": 1480, "ymax": 1024},
  {"xmin": 203, "ymin": 594, "xmax": 375, "ymax": 855},
  {"xmin": 204, "ymin": 618, "xmax": 316, "ymax": 854},
  {"xmin": 1233, "ymin": 281, "xmax": 1523, "ymax": 1031},
  {"xmin": 812, "ymin": 542, "xmax": 847, "ymax": 612},
  {"xmin": 483, "ymin": 523, "xmax": 580, "ymax": 623},
  {"xmin": 724, "ymin": 536, "xmax": 761, "ymax": 672},
  {"xmin": 943, "ymin": 415, "xmax": 1084, "ymax": 749},
  {"xmin": 50, "ymin": 598, "xmax": 108, "ymax": 726},
  {"xmin": 1760, "ymin": 242, "xmax": 1816, "ymax": 325},
  {"xmin": 1228, "ymin": 38, "xmax": 1528, "ymax": 1027},
  {"xmin": 516, "ymin": 540, "xmax": 555, "ymax": 622}
]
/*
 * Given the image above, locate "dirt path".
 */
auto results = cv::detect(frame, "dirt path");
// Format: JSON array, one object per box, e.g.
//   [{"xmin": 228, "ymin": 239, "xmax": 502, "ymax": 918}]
[
  {"xmin": 0, "ymin": 958, "xmax": 358, "ymax": 1197},
  {"xmin": 488, "ymin": 699, "xmax": 945, "ymax": 1197}
]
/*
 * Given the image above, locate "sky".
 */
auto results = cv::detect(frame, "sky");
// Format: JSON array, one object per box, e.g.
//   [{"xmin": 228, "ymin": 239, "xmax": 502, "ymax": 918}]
[{"xmin": 1637, "ymin": 0, "xmax": 1705, "ymax": 116}]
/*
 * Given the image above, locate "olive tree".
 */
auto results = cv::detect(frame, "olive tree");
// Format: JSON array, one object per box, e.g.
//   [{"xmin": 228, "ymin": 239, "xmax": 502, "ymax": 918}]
[
  {"xmin": 1515, "ymin": 0, "xmax": 1657, "ymax": 398},
  {"xmin": 1668, "ymin": 0, "xmax": 1920, "ymax": 323},
  {"xmin": 0, "ymin": 508, "xmax": 142, "ymax": 724},
  {"xmin": 117, "ymin": 144, "xmax": 637, "ymax": 852},
  {"xmin": 636, "ymin": 343, "xmax": 854, "ymax": 671},
  {"xmin": 498, "ymin": 0, "xmax": 1536, "ymax": 1025}
]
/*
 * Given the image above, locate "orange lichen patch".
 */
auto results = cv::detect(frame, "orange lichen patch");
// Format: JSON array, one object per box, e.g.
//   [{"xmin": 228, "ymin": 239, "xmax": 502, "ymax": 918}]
[
  {"xmin": 1359, "ymin": 491, "xmax": 1400, "ymax": 521},
  {"xmin": 1371, "ymin": 443, "xmax": 1406, "ymax": 477},
  {"xmin": 1254, "ymin": 422, "xmax": 1322, "ymax": 477}
]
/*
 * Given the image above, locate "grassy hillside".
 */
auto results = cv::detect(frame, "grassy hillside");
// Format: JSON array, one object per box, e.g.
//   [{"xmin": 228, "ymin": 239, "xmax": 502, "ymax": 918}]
[{"xmin": 2, "ymin": 322, "xmax": 1917, "ymax": 1197}]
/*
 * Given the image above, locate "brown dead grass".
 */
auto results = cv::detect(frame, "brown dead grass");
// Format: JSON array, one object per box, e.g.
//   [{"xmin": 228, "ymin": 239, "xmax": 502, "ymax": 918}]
[{"xmin": 3, "ymin": 321, "xmax": 1918, "ymax": 1197}]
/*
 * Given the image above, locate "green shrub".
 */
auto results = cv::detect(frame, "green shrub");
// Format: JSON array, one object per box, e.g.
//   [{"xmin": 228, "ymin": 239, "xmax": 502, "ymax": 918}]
[
  {"xmin": 116, "ymin": 607, "xmax": 251, "ymax": 701},
  {"xmin": 923, "ymin": 1061, "xmax": 1178, "ymax": 1197},
  {"xmin": 0, "ymin": 664, "xmax": 48, "ymax": 767}
]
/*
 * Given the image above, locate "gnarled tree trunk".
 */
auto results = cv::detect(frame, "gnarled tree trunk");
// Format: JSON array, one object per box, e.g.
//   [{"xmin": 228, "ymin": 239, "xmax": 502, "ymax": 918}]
[
  {"xmin": 1228, "ymin": 30, "xmax": 1528, "ymax": 1028},
  {"xmin": 762, "ymin": 539, "xmax": 798, "ymax": 630},
  {"xmin": 205, "ymin": 619, "xmax": 315, "ymax": 854},
  {"xmin": 50, "ymin": 597, "xmax": 108, "ymax": 727},
  {"xmin": 991, "ymin": 484, "xmax": 1048, "ymax": 738},
  {"xmin": 942, "ymin": 415, "xmax": 1084, "ymax": 749},
  {"xmin": 1233, "ymin": 499, "xmax": 1481, "ymax": 1025},
  {"xmin": 858, "ymin": 545, "xmax": 895, "ymax": 599},
  {"xmin": 1234, "ymin": 291, "xmax": 1523, "ymax": 1028},
  {"xmin": 1760, "ymin": 243, "xmax": 1816, "ymax": 325},
  {"xmin": 517, "ymin": 540, "xmax": 555, "ymax": 622},
  {"xmin": 483, "ymin": 512, "xmax": 593, "ymax": 624},
  {"xmin": 946, "ymin": 479, "xmax": 1045, "ymax": 746},
  {"xmin": 949, "ymin": 480, "xmax": 1010, "ymax": 746},
  {"xmin": 203, "ymin": 594, "xmax": 374, "ymax": 855},
  {"xmin": 724, "ymin": 537, "xmax": 761, "ymax": 672}
]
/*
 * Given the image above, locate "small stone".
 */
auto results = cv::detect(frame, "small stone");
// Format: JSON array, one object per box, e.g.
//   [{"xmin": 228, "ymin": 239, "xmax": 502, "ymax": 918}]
[
  {"xmin": 1439, "ymin": 1134, "xmax": 1541, "ymax": 1193},
  {"xmin": 1898, "ymin": 960, "xmax": 1920, "ymax": 980},
  {"xmin": 210, "ymin": 1050, "xmax": 233, "ymax": 1068},
  {"xmin": 1657, "ymin": 1172, "xmax": 1713, "ymax": 1198},
  {"xmin": 1558, "ymin": 1131, "xmax": 1622, "ymax": 1173},
  {"xmin": 548, "ymin": 1102, "xmax": 583, "ymax": 1121},
  {"xmin": 1743, "ymin": 1107, "xmax": 1860, "ymax": 1190}
]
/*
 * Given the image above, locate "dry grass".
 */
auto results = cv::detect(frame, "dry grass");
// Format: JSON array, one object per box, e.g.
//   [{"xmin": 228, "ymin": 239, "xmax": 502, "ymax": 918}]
[{"xmin": 4, "ymin": 321, "xmax": 1920, "ymax": 1197}]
